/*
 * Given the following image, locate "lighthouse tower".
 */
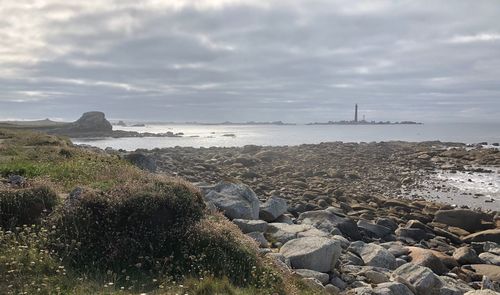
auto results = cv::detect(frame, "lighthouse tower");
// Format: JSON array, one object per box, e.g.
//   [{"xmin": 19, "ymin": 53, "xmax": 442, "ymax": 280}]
[{"xmin": 354, "ymin": 104, "xmax": 358, "ymax": 123}]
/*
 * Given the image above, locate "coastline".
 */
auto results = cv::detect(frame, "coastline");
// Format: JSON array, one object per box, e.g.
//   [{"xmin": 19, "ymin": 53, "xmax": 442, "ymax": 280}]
[{"xmin": 96, "ymin": 140, "xmax": 500, "ymax": 212}]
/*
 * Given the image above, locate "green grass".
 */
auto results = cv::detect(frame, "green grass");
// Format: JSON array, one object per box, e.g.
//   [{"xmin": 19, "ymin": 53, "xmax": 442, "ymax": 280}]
[{"xmin": 0, "ymin": 129, "xmax": 323, "ymax": 295}]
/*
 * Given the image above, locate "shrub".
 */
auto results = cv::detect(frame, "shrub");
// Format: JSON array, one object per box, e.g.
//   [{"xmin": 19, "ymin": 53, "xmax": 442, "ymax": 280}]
[
  {"xmin": 48, "ymin": 177, "xmax": 205, "ymax": 273},
  {"xmin": 177, "ymin": 215, "xmax": 285, "ymax": 292},
  {"xmin": 0, "ymin": 185, "xmax": 58, "ymax": 228}
]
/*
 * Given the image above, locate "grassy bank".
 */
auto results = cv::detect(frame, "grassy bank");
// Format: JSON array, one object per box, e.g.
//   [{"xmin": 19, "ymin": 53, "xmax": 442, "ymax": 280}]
[{"xmin": 0, "ymin": 129, "xmax": 321, "ymax": 294}]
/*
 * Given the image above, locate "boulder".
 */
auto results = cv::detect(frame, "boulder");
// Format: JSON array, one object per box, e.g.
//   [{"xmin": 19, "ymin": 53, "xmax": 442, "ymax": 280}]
[
  {"xmin": 246, "ymin": 232, "xmax": 269, "ymax": 248},
  {"xmin": 233, "ymin": 219, "xmax": 268, "ymax": 233},
  {"xmin": 434, "ymin": 209, "xmax": 491, "ymax": 232},
  {"xmin": 294, "ymin": 269, "xmax": 330, "ymax": 285},
  {"xmin": 372, "ymin": 282, "xmax": 415, "ymax": 295},
  {"xmin": 453, "ymin": 246, "xmax": 483, "ymax": 265},
  {"xmin": 259, "ymin": 196, "xmax": 288, "ymax": 222},
  {"xmin": 392, "ymin": 263, "xmax": 443, "ymax": 295},
  {"xmin": 357, "ymin": 220, "xmax": 393, "ymax": 239},
  {"xmin": 348, "ymin": 241, "xmax": 397, "ymax": 270},
  {"xmin": 463, "ymin": 229, "xmax": 500, "ymax": 244},
  {"xmin": 267, "ymin": 223, "xmax": 320, "ymax": 244},
  {"xmin": 407, "ymin": 247, "xmax": 457, "ymax": 274},
  {"xmin": 203, "ymin": 182, "xmax": 260, "ymax": 220},
  {"xmin": 479, "ymin": 252, "xmax": 500, "ymax": 266},
  {"xmin": 468, "ymin": 264, "xmax": 500, "ymax": 281},
  {"xmin": 298, "ymin": 210, "xmax": 362, "ymax": 240},
  {"xmin": 280, "ymin": 237, "xmax": 341, "ymax": 272}
]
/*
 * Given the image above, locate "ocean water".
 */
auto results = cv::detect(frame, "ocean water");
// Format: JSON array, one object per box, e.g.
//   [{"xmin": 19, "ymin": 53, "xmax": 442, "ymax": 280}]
[{"xmin": 73, "ymin": 123, "xmax": 500, "ymax": 151}]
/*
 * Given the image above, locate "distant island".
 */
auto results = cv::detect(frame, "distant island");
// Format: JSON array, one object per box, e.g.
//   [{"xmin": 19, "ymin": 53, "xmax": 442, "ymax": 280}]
[
  {"xmin": 0, "ymin": 112, "xmax": 182, "ymax": 138},
  {"xmin": 308, "ymin": 104, "xmax": 423, "ymax": 125},
  {"xmin": 113, "ymin": 120, "xmax": 296, "ymax": 126}
]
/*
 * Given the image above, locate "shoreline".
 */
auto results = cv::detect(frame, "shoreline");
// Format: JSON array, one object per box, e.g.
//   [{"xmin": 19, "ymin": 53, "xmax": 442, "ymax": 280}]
[{"xmin": 93, "ymin": 140, "xmax": 500, "ymax": 212}]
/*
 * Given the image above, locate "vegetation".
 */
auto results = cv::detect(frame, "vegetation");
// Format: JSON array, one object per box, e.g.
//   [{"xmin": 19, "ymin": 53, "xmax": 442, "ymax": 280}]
[{"xmin": 0, "ymin": 129, "xmax": 322, "ymax": 294}]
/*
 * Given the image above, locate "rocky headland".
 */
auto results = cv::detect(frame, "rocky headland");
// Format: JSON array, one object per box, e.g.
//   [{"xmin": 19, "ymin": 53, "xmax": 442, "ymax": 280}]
[
  {"xmin": 110, "ymin": 141, "xmax": 500, "ymax": 294},
  {"xmin": 0, "ymin": 111, "xmax": 183, "ymax": 138}
]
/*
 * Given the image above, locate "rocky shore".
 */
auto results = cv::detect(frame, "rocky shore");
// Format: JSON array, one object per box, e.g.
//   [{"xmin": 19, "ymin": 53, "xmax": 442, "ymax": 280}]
[{"xmin": 113, "ymin": 141, "xmax": 500, "ymax": 294}]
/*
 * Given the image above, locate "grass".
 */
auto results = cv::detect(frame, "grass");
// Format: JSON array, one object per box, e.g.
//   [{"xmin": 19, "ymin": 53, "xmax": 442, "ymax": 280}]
[{"xmin": 0, "ymin": 129, "xmax": 323, "ymax": 295}]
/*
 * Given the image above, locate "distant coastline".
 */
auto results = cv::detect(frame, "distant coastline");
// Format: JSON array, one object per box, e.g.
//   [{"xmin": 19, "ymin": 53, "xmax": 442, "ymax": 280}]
[{"xmin": 307, "ymin": 120, "xmax": 423, "ymax": 125}]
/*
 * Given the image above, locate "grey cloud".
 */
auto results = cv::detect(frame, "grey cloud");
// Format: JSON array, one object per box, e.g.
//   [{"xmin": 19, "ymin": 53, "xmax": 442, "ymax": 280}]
[{"xmin": 1, "ymin": 0, "xmax": 500, "ymax": 122}]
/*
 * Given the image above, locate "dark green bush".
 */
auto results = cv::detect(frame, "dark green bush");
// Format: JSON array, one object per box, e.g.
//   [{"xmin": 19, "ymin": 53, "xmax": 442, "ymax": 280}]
[
  {"xmin": 0, "ymin": 185, "xmax": 58, "ymax": 228},
  {"xmin": 48, "ymin": 178, "xmax": 205, "ymax": 272}
]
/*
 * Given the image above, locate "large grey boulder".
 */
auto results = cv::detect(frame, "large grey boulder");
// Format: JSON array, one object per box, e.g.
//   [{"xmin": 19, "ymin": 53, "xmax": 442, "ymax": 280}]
[
  {"xmin": 233, "ymin": 219, "xmax": 268, "ymax": 233},
  {"xmin": 298, "ymin": 209, "xmax": 362, "ymax": 240},
  {"xmin": 280, "ymin": 237, "xmax": 341, "ymax": 272},
  {"xmin": 267, "ymin": 223, "xmax": 328, "ymax": 244},
  {"xmin": 372, "ymin": 282, "xmax": 414, "ymax": 295},
  {"xmin": 294, "ymin": 269, "xmax": 330, "ymax": 285},
  {"xmin": 203, "ymin": 182, "xmax": 260, "ymax": 220},
  {"xmin": 259, "ymin": 196, "xmax": 288, "ymax": 222},
  {"xmin": 392, "ymin": 263, "xmax": 443, "ymax": 295},
  {"xmin": 348, "ymin": 241, "xmax": 397, "ymax": 270}
]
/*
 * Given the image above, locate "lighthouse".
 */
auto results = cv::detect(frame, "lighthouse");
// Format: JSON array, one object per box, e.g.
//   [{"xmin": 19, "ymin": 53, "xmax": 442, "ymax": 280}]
[{"xmin": 354, "ymin": 104, "xmax": 358, "ymax": 123}]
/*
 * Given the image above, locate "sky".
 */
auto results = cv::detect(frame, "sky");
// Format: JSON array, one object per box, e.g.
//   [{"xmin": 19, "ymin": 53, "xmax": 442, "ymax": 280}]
[{"xmin": 1, "ymin": 0, "xmax": 500, "ymax": 123}]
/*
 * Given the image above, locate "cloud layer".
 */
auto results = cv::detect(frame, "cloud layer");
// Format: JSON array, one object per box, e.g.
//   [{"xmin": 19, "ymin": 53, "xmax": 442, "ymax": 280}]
[{"xmin": 1, "ymin": 0, "xmax": 500, "ymax": 122}]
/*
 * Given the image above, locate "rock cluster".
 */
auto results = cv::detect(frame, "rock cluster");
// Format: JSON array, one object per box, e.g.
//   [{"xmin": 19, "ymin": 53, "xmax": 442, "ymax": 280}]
[{"xmin": 200, "ymin": 180, "xmax": 500, "ymax": 295}]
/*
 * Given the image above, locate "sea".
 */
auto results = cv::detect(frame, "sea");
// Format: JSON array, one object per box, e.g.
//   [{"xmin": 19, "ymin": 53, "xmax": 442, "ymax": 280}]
[
  {"xmin": 72, "ymin": 122, "xmax": 500, "ymax": 150},
  {"xmin": 72, "ymin": 122, "xmax": 500, "ymax": 210}
]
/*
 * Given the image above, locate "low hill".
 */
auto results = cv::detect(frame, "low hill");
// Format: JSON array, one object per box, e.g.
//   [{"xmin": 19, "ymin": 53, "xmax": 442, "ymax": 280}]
[{"xmin": 0, "ymin": 129, "xmax": 321, "ymax": 294}]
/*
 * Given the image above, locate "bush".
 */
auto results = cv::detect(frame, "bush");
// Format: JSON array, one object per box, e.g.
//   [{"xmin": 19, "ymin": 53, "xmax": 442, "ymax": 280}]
[
  {"xmin": 176, "ymin": 215, "xmax": 285, "ymax": 292},
  {"xmin": 48, "ymin": 178, "xmax": 205, "ymax": 272},
  {"xmin": 0, "ymin": 185, "xmax": 58, "ymax": 228}
]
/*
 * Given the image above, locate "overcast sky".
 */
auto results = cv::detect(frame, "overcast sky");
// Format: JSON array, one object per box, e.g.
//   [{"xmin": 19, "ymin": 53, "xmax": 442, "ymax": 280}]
[{"xmin": 1, "ymin": 0, "xmax": 500, "ymax": 123}]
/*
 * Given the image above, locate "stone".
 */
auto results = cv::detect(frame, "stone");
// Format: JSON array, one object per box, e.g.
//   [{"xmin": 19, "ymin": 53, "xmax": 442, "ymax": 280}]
[
  {"xmin": 233, "ymin": 219, "xmax": 268, "ymax": 233},
  {"xmin": 348, "ymin": 241, "xmax": 397, "ymax": 270},
  {"xmin": 246, "ymin": 232, "xmax": 269, "ymax": 248},
  {"xmin": 392, "ymin": 263, "xmax": 443, "ymax": 295},
  {"xmin": 324, "ymin": 284, "xmax": 340, "ymax": 295},
  {"xmin": 332, "ymin": 235, "xmax": 350, "ymax": 249},
  {"xmin": 463, "ymin": 229, "xmax": 500, "ymax": 244},
  {"xmin": 330, "ymin": 276, "xmax": 348, "ymax": 290},
  {"xmin": 298, "ymin": 209, "xmax": 362, "ymax": 240},
  {"xmin": 259, "ymin": 196, "xmax": 288, "ymax": 222},
  {"xmin": 372, "ymin": 282, "xmax": 415, "ymax": 295},
  {"xmin": 483, "ymin": 242, "xmax": 500, "ymax": 255},
  {"xmin": 203, "ymin": 182, "xmax": 260, "ymax": 220},
  {"xmin": 407, "ymin": 247, "xmax": 455, "ymax": 275},
  {"xmin": 274, "ymin": 214, "xmax": 294, "ymax": 224},
  {"xmin": 395, "ymin": 227, "xmax": 430, "ymax": 242},
  {"xmin": 479, "ymin": 252, "xmax": 500, "ymax": 266},
  {"xmin": 379, "ymin": 242, "xmax": 410, "ymax": 257},
  {"xmin": 364, "ymin": 270, "xmax": 390, "ymax": 284},
  {"xmin": 294, "ymin": 269, "xmax": 330, "ymax": 285},
  {"xmin": 440, "ymin": 276, "xmax": 474, "ymax": 294},
  {"xmin": 434, "ymin": 209, "xmax": 491, "ymax": 232},
  {"xmin": 453, "ymin": 246, "xmax": 483, "ymax": 265},
  {"xmin": 357, "ymin": 220, "xmax": 393, "ymax": 239},
  {"xmin": 375, "ymin": 218, "xmax": 399, "ymax": 232},
  {"xmin": 280, "ymin": 237, "xmax": 341, "ymax": 272},
  {"xmin": 467, "ymin": 264, "xmax": 500, "ymax": 281},
  {"xmin": 267, "ymin": 223, "xmax": 315, "ymax": 244},
  {"xmin": 346, "ymin": 286, "xmax": 374, "ymax": 295}
]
